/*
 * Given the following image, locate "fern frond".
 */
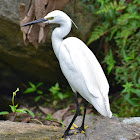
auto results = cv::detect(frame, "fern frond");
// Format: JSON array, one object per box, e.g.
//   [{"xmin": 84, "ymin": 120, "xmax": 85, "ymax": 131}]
[
  {"xmin": 109, "ymin": 26, "xmax": 119, "ymax": 40},
  {"xmin": 117, "ymin": 12, "xmax": 140, "ymax": 25},
  {"xmin": 121, "ymin": 29, "xmax": 131, "ymax": 47},
  {"xmin": 117, "ymin": 13, "xmax": 130, "ymax": 25},
  {"xmin": 121, "ymin": 29, "xmax": 131, "ymax": 39},
  {"xmin": 96, "ymin": 1, "xmax": 126, "ymax": 14},
  {"xmin": 87, "ymin": 26, "xmax": 105, "ymax": 45}
]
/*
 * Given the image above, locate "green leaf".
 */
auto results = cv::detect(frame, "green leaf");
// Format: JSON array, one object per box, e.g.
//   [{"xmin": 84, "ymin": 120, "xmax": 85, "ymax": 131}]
[
  {"xmin": 109, "ymin": 26, "xmax": 119, "ymax": 40},
  {"xmin": 122, "ymin": 92, "xmax": 130, "ymax": 101},
  {"xmin": 49, "ymin": 83, "xmax": 60, "ymax": 94},
  {"xmin": 63, "ymin": 94, "xmax": 69, "ymax": 99},
  {"xmin": 45, "ymin": 113, "xmax": 56, "ymax": 121},
  {"xmin": 60, "ymin": 120, "xmax": 65, "ymax": 128},
  {"xmin": 45, "ymin": 113, "xmax": 52, "ymax": 120},
  {"xmin": 35, "ymin": 96, "xmax": 41, "ymax": 102},
  {"xmin": 15, "ymin": 104, "xmax": 18, "ymax": 108},
  {"xmin": 9, "ymin": 105, "xmax": 16, "ymax": 112},
  {"xmin": 24, "ymin": 88, "xmax": 36, "ymax": 94},
  {"xmin": 127, "ymin": 98, "xmax": 140, "ymax": 107},
  {"xmin": 117, "ymin": 13, "xmax": 130, "ymax": 25},
  {"xmin": 0, "ymin": 111, "xmax": 9, "ymax": 115},
  {"xmin": 29, "ymin": 82, "xmax": 36, "ymax": 89},
  {"xmin": 23, "ymin": 109, "xmax": 35, "ymax": 117},
  {"xmin": 96, "ymin": 1, "xmax": 126, "ymax": 15},
  {"xmin": 37, "ymin": 90, "xmax": 43, "ymax": 94},
  {"xmin": 108, "ymin": 49, "xmax": 115, "ymax": 74},
  {"xmin": 131, "ymin": 89, "xmax": 140, "ymax": 97},
  {"xmin": 49, "ymin": 88, "xmax": 56, "ymax": 94},
  {"xmin": 103, "ymin": 49, "xmax": 116, "ymax": 75},
  {"xmin": 54, "ymin": 83, "xmax": 60, "ymax": 90},
  {"xmin": 36, "ymin": 82, "xmax": 43, "ymax": 88},
  {"xmin": 55, "ymin": 83, "xmax": 59, "ymax": 88},
  {"xmin": 58, "ymin": 92, "xmax": 64, "ymax": 100},
  {"xmin": 122, "ymin": 82, "xmax": 134, "ymax": 93},
  {"xmin": 87, "ymin": 25, "xmax": 105, "ymax": 45},
  {"xmin": 16, "ymin": 109, "xmax": 27, "ymax": 113},
  {"xmin": 113, "ymin": 113, "xmax": 119, "ymax": 117}
]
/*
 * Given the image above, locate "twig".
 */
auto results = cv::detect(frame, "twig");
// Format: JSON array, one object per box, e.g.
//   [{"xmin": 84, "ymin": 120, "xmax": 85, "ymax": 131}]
[{"xmin": 27, "ymin": 0, "xmax": 33, "ymax": 13}]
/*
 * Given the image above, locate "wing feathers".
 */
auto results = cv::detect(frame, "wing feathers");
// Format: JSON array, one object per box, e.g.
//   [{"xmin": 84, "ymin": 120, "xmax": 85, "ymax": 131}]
[
  {"xmin": 63, "ymin": 37, "xmax": 109, "ymax": 98},
  {"xmin": 60, "ymin": 37, "xmax": 112, "ymax": 117}
]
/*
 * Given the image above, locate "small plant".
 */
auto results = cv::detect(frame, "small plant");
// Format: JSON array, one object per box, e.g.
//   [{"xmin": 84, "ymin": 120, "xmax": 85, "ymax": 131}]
[
  {"xmin": 24, "ymin": 82, "xmax": 44, "ymax": 102},
  {"xmin": 0, "ymin": 88, "xmax": 35, "ymax": 117},
  {"xmin": 45, "ymin": 113, "xmax": 56, "ymax": 121},
  {"xmin": 49, "ymin": 83, "xmax": 70, "ymax": 100},
  {"xmin": 60, "ymin": 120, "xmax": 65, "ymax": 128},
  {"xmin": 111, "ymin": 95, "xmax": 140, "ymax": 117},
  {"xmin": 80, "ymin": 107, "xmax": 85, "ymax": 115},
  {"xmin": 24, "ymin": 82, "xmax": 73, "ymax": 107},
  {"xmin": 121, "ymin": 82, "xmax": 140, "ymax": 107},
  {"xmin": 49, "ymin": 83, "xmax": 73, "ymax": 106}
]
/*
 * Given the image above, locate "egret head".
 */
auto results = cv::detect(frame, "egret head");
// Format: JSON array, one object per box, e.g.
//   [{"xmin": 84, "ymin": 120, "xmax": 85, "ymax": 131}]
[
  {"xmin": 22, "ymin": 10, "xmax": 77, "ymax": 28},
  {"xmin": 22, "ymin": 10, "xmax": 70, "ymax": 27},
  {"xmin": 44, "ymin": 10, "xmax": 70, "ymax": 24}
]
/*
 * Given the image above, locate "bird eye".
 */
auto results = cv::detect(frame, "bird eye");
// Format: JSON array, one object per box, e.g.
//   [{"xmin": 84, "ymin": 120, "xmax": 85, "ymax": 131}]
[{"xmin": 49, "ymin": 17, "xmax": 54, "ymax": 20}]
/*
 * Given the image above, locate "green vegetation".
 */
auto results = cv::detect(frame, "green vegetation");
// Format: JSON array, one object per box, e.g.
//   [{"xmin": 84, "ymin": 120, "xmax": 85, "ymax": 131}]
[
  {"xmin": 45, "ymin": 113, "xmax": 56, "ymax": 121},
  {"xmin": 49, "ymin": 83, "xmax": 73, "ymax": 105},
  {"xmin": 0, "ymin": 88, "xmax": 35, "ymax": 117},
  {"xmin": 24, "ymin": 82, "xmax": 73, "ymax": 107},
  {"xmin": 24, "ymin": 82, "xmax": 44, "ymax": 102},
  {"xmin": 81, "ymin": 0, "xmax": 140, "ymax": 116}
]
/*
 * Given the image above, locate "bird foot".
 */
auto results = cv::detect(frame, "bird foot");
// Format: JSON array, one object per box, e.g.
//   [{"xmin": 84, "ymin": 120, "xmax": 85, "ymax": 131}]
[
  {"xmin": 61, "ymin": 123, "xmax": 89, "ymax": 139},
  {"xmin": 71, "ymin": 123, "xmax": 89, "ymax": 135}
]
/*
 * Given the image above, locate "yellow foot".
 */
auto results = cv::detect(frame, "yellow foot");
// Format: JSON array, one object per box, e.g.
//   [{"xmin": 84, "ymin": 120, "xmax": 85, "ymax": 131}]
[
  {"xmin": 61, "ymin": 124, "xmax": 89, "ymax": 139},
  {"xmin": 70, "ymin": 123, "xmax": 78, "ymax": 130},
  {"xmin": 84, "ymin": 125, "xmax": 89, "ymax": 130},
  {"xmin": 70, "ymin": 123, "xmax": 89, "ymax": 134}
]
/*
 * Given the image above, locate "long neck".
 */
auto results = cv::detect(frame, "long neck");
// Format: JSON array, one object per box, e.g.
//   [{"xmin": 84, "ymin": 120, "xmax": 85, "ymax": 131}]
[{"xmin": 51, "ymin": 19, "xmax": 72, "ymax": 59}]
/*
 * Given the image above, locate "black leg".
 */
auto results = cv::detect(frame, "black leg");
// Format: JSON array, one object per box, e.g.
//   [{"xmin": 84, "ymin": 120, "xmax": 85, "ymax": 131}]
[
  {"xmin": 80, "ymin": 101, "xmax": 88, "ymax": 130},
  {"xmin": 62, "ymin": 92, "xmax": 80, "ymax": 138}
]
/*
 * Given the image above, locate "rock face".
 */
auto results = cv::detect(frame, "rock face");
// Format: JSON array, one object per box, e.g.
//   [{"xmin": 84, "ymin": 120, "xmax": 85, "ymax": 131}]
[
  {"xmin": 0, "ymin": 0, "xmax": 96, "ymax": 93},
  {"xmin": 0, "ymin": 116, "xmax": 139, "ymax": 140},
  {"xmin": 0, "ymin": 0, "xmax": 28, "ymax": 24},
  {"xmin": 66, "ymin": 115, "xmax": 140, "ymax": 140}
]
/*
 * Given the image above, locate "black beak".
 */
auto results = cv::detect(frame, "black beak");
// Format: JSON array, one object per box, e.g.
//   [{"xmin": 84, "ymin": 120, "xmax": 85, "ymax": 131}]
[{"xmin": 21, "ymin": 18, "xmax": 48, "ymax": 27}]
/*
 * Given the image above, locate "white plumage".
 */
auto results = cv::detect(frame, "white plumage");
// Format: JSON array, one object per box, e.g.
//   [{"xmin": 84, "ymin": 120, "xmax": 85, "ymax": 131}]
[{"xmin": 59, "ymin": 37, "xmax": 112, "ymax": 118}]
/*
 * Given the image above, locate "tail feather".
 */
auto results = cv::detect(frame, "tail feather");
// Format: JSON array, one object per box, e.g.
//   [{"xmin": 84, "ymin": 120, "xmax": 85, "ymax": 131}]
[
  {"xmin": 103, "ymin": 95, "xmax": 112, "ymax": 118},
  {"xmin": 90, "ymin": 96, "xmax": 112, "ymax": 118}
]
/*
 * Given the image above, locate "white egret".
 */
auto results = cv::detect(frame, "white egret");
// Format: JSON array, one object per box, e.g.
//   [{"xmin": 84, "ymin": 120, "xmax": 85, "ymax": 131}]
[{"xmin": 22, "ymin": 10, "xmax": 112, "ymax": 138}]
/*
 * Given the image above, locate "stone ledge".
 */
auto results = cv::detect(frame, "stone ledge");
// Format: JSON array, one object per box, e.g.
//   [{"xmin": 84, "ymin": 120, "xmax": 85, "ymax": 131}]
[
  {"xmin": 66, "ymin": 115, "xmax": 140, "ymax": 140},
  {"xmin": 0, "ymin": 116, "xmax": 140, "ymax": 140}
]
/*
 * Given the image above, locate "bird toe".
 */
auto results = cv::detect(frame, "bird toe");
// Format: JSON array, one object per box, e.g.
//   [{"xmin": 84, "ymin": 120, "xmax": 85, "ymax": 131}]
[
  {"xmin": 61, "ymin": 123, "xmax": 89, "ymax": 139},
  {"xmin": 71, "ymin": 123, "xmax": 89, "ymax": 135}
]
